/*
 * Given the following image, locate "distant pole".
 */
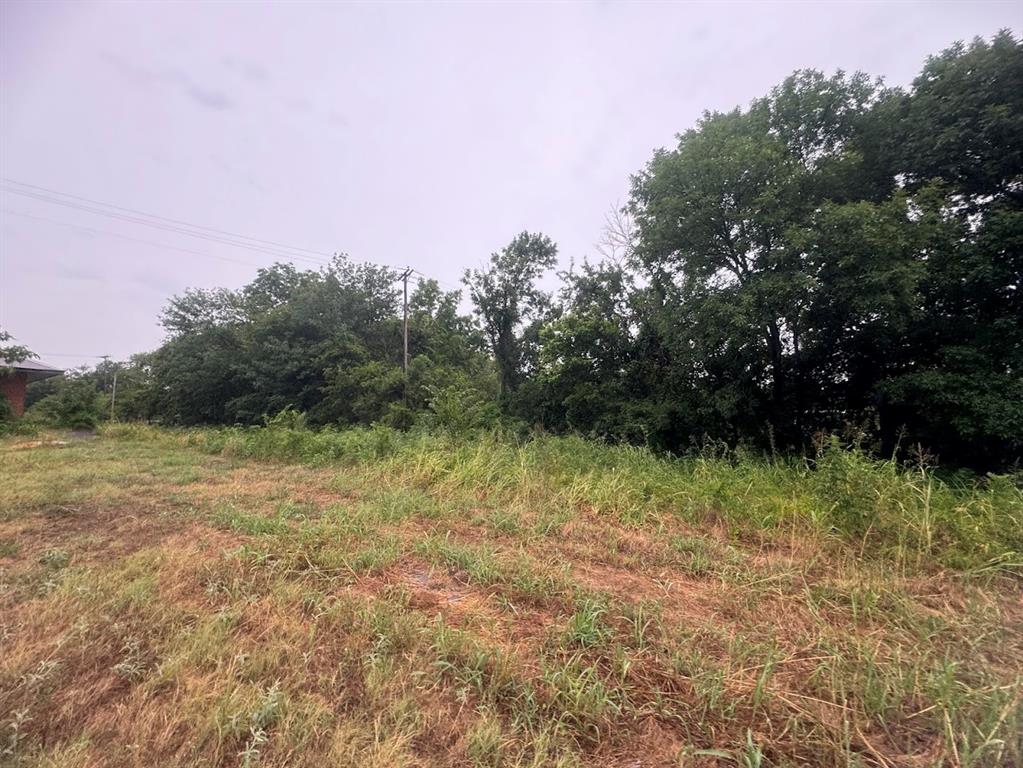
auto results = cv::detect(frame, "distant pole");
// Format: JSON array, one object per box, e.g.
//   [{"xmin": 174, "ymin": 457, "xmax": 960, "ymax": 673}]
[
  {"xmin": 401, "ymin": 268, "xmax": 413, "ymax": 375},
  {"xmin": 110, "ymin": 369, "xmax": 118, "ymax": 422},
  {"xmin": 400, "ymin": 267, "xmax": 413, "ymax": 404},
  {"xmin": 101, "ymin": 355, "xmax": 117, "ymax": 421}
]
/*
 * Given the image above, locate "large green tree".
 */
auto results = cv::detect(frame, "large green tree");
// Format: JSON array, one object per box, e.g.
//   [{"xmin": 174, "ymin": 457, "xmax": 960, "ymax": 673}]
[
  {"xmin": 877, "ymin": 32, "xmax": 1023, "ymax": 465},
  {"xmin": 616, "ymin": 32, "xmax": 1021, "ymax": 465},
  {"xmin": 629, "ymin": 70, "xmax": 889, "ymax": 446}
]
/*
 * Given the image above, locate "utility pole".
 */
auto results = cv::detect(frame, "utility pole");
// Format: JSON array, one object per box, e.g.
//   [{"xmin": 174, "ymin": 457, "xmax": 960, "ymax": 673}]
[
  {"xmin": 400, "ymin": 267, "xmax": 413, "ymax": 403},
  {"xmin": 101, "ymin": 355, "xmax": 118, "ymax": 422},
  {"xmin": 400, "ymin": 267, "xmax": 413, "ymax": 375},
  {"xmin": 111, "ymin": 369, "xmax": 118, "ymax": 422}
]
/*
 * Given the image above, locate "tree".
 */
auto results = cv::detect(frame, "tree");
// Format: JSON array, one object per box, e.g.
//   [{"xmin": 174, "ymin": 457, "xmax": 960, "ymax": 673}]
[
  {"xmin": 898, "ymin": 30, "xmax": 1023, "ymax": 205},
  {"xmin": 624, "ymin": 33, "xmax": 1021, "ymax": 465},
  {"xmin": 877, "ymin": 32, "xmax": 1023, "ymax": 466},
  {"xmin": 463, "ymin": 232, "xmax": 558, "ymax": 401},
  {"xmin": 532, "ymin": 260, "xmax": 638, "ymax": 436},
  {"xmin": 0, "ymin": 327, "xmax": 33, "ymax": 368},
  {"xmin": 141, "ymin": 256, "xmax": 492, "ymax": 430},
  {"xmin": 628, "ymin": 104, "xmax": 809, "ymax": 444}
]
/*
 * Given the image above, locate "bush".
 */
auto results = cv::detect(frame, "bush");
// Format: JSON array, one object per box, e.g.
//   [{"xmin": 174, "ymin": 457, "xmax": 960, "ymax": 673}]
[
  {"xmin": 262, "ymin": 407, "xmax": 307, "ymax": 431},
  {"xmin": 28, "ymin": 378, "xmax": 105, "ymax": 430},
  {"xmin": 424, "ymin": 382, "xmax": 500, "ymax": 436},
  {"xmin": 0, "ymin": 396, "xmax": 35, "ymax": 436}
]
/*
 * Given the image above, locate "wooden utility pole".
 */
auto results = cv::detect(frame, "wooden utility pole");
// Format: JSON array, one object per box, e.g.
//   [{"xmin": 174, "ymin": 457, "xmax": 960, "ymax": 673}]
[
  {"xmin": 101, "ymin": 355, "xmax": 117, "ymax": 422},
  {"xmin": 400, "ymin": 268, "xmax": 413, "ymax": 402},
  {"xmin": 111, "ymin": 368, "xmax": 118, "ymax": 422}
]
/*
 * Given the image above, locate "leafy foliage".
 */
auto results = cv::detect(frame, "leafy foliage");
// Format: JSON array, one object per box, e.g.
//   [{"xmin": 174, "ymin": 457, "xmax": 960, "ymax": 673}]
[
  {"xmin": 0, "ymin": 328, "xmax": 33, "ymax": 370},
  {"xmin": 462, "ymin": 232, "xmax": 558, "ymax": 400},
  {"xmin": 16, "ymin": 33, "xmax": 1022, "ymax": 470},
  {"xmin": 613, "ymin": 32, "xmax": 1023, "ymax": 466},
  {"xmin": 133, "ymin": 257, "xmax": 492, "ymax": 429},
  {"xmin": 29, "ymin": 377, "xmax": 105, "ymax": 430}
]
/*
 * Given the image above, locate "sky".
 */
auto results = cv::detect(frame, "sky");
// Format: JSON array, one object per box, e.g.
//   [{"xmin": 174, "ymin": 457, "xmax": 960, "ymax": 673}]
[{"xmin": 1, "ymin": 1, "xmax": 1020, "ymax": 369}]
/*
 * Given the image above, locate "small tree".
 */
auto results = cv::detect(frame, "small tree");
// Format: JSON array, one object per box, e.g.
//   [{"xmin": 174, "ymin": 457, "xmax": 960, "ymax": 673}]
[{"xmin": 0, "ymin": 327, "xmax": 33, "ymax": 370}]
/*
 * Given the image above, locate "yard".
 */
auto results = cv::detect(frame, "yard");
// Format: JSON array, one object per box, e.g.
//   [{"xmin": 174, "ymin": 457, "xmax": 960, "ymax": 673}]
[{"xmin": 1, "ymin": 427, "xmax": 1020, "ymax": 767}]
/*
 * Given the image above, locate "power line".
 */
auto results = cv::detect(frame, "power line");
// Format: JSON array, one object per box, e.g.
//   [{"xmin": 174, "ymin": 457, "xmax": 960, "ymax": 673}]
[
  {"xmin": 3, "ymin": 209, "xmax": 269, "ymax": 269},
  {"xmin": 2, "ymin": 177, "xmax": 454, "ymax": 287},
  {"xmin": 2, "ymin": 177, "xmax": 334, "ymax": 260},
  {"xmin": 1, "ymin": 185, "xmax": 335, "ymax": 266},
  {"xmin": 6, "ymin": 209, "xmax": 449, "ymax": 293},
  {"xmin": 413, "ymin": 269, "xmax": 463, "ymax": 291},
  {"xmin": 37, "ymin": 352, "xmax": 110, "ymax": 358}
]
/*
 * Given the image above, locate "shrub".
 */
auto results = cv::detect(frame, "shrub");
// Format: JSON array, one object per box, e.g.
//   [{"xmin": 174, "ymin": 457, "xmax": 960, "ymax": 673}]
[
  {"xmin": 28, "ymin": 378, "xmax": 105, "ymax": 430},
  {"xmin": 424, "ymin": 382, "xmax": 500, "ymax": 436}
]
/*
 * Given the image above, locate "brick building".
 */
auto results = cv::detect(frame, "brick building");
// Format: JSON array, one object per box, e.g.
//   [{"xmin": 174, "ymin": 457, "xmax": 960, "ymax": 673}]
[{"xmin": 0, "ymin": 359, "xmax": 63, "ymax": 417}]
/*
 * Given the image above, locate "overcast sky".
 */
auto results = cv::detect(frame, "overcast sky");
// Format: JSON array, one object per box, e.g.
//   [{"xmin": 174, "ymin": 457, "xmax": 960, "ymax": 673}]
[{"xmin": 1, "ymin": 1, "xmax": 1020, "ymax": 368}]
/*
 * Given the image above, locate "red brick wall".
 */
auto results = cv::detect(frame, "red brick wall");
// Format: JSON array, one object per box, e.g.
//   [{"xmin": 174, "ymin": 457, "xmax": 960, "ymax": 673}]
[{"xmin": 0, "ymin": 372, "xmax": 27, "ymax": 417}]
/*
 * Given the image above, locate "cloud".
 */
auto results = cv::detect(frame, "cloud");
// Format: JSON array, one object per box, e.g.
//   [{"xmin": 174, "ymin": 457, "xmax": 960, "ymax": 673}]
[
  {"xmin": 102, "ymin": 52, "xmax": 235, "ymax": 111},
  {"xmin": 223, "ymin": 56, "xmax": 269, "ymax": 84},
  {"xmin": 56, "ymin": 260, "xmax": 104, "ymax": 282},
  {"xmin": 129, "ymin": 268, "xmax": 181, "ymax": 295},
  {"xmin": 187, "ymin": 85, "xmax": 233, "ymax": 110}
]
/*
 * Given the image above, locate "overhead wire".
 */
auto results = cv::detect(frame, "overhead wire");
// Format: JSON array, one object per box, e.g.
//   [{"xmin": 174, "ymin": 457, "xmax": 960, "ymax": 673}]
[
  {"xmin": 2, "ymin": 177, "xmax": 453, "ymax": 282},
  {"xmin": 1, "ymin": 182, "xmax": 482, "ymax": 370},
  {"xmin": 1, "ymin": 185, "xmax": 336, "ymax": 266},
  {"xmin": 37, "ymin": 352, "xmax": 110, "ymax": 359},
  {"xmin": 3, "ymin": 209, "xmax": 270, "ymax": 269},
  {"xmin": 413, "ymin": 269, "xmax": 463, "ymax": 291},
  {"xmin": 2, "ymin": 177, "xmax": 334, "ymax": 260}
]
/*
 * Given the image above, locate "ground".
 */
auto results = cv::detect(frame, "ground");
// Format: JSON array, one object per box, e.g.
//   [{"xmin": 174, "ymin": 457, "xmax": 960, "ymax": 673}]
[{"xmin": 0, "ymin": 431, "xmax": 1020, "ymax": 767}]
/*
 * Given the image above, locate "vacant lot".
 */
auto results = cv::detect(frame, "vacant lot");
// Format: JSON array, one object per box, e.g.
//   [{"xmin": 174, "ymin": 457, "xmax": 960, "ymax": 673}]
[{"xmin": 1, "ymin": 427, "xmax": 1020, "ymax": 767}]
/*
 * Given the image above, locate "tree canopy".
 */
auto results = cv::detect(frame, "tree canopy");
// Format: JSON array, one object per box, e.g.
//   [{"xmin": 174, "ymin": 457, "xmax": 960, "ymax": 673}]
[{"xmin": 20, "ymin": 32, "xmax": 1023, "ymax": 470}]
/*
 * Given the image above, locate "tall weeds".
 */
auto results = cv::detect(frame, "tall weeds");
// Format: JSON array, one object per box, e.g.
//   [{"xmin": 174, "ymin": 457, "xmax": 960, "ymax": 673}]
[{"xmin": 104, "ymin": 422, "xmax": 1022, "ymax": 572}]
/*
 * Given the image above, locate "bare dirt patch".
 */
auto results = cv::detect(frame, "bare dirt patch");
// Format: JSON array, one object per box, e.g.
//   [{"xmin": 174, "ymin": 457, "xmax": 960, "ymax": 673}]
[
  {"xmin": 0, "ymin": 501, "xmax": 184, "ymax": 583},
  {"xmin": 8, "ymin": 438, "xmax": 69, "ymax": 450},
  {"xmin": 593, "ymin": 718, "xmax": 690, "ymax": 768}
]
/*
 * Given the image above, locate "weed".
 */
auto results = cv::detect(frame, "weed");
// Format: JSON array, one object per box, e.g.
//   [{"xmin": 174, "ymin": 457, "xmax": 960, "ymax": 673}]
[
  {"xmin": 238, "ymin": 726, "xmax": 269, "ymax": 768},
  {"xmin": 541, "ymin": 656, "xmax": 624, "ymax": 741},
  {"xmin": 2, "ymin": 709, "xmax": 31, "ymax": 758},
  {"xmin": 563, "ymin": 597, "xmax": 611, "ymax": 649},
  {"xmin": 2, "ymin": 427, "xmax": 1019, "ymax": 767},
  {"xmin": 39, "ymin": 548, "xmax": 70, "ymax": 569},
  {"xmin": 112, "ymin": 636, "xmax": 148, "ymax": 682},
  {"xmin": 465, "ymin": 709, "xmax": 507, "ymax": 767}
]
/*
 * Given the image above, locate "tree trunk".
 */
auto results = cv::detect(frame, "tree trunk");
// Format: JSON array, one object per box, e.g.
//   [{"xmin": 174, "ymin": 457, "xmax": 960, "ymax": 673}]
[
  {"xmin": 792, "ymin": 320, "xmax": 804, "ymax": 448},
  {"xmin": 766, "ymin": 319, "xmax": 786, "ymax": 442}
]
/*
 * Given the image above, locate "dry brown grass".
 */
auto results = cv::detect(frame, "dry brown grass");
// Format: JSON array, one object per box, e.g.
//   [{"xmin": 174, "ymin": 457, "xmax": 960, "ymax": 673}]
[{"xmin": 1, "ymin": 433, "xmax": 1020, "ymax": 767}]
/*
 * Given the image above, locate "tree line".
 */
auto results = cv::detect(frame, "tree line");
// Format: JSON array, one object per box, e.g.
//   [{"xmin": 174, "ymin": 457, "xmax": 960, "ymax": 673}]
[{"xmin": 10, "ymin": 33, "xmax": 1022, "ymax": 469}]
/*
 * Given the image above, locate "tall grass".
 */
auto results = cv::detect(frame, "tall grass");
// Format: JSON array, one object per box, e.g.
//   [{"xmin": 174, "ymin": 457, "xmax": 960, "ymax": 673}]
[{"xmin": 104, "ymin": 422, "xmax": 1022, "ymax": 572}]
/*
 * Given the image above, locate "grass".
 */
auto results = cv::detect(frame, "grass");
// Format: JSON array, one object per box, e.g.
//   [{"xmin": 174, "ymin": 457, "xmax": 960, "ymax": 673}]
[{"xmin": 0, "ymin": 425, "xmax": 1020, "ymax": 767}]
